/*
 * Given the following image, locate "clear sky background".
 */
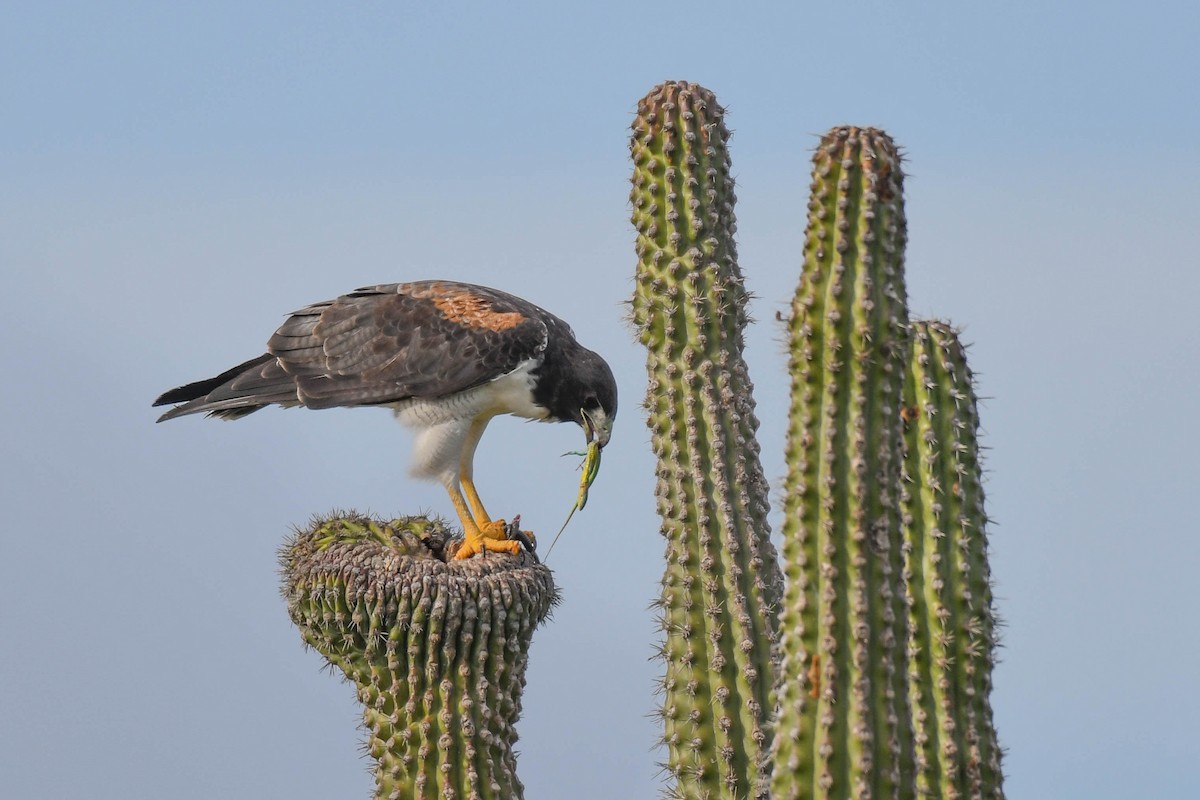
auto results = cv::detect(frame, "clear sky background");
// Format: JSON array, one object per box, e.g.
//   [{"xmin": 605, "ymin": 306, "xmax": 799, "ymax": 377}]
[{"xmin": 2, "ymin": 2, "xmax": 1197, "ymax": 798}]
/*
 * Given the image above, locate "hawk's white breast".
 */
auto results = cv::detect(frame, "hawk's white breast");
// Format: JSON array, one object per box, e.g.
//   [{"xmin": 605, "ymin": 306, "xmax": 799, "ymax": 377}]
[{"xmin": 390, "ymin": 358, "xmax": 548, "ymax": 483}]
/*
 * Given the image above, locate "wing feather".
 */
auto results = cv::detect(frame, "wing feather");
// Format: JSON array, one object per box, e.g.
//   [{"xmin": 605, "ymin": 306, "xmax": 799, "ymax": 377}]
[{"xmin": 154, "ymin": 281, "xmax": 554, "ymax": 420}]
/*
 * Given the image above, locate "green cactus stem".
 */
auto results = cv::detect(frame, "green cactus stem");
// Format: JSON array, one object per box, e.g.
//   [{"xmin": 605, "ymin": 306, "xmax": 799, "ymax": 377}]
[
  {"xmin": 901, "ymin": 321, "xmax": 1005, "ymax": 800},
  {"xmin": 280, "ymin": 513, "xmax": 555, "ymax": 800},
  {"xmin": 630, "ymin": 80, "xmax": 784, "ymax": 800},
  {"xmin": 774, "ymin": 126, "xmax": 915, "ymax": 800}
]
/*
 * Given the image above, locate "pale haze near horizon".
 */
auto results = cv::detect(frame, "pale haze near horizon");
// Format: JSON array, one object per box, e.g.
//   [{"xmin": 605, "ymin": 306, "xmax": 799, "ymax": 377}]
[{"xmin": 2, "ymin": 3, "xmax": 1198, "ymax": 798}]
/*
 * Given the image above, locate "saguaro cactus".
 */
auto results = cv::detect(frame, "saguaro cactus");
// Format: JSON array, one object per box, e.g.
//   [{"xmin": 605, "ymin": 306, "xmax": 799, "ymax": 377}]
[
  {"xmin": 269, "ymin": 85, "xmax": 1008, "ymax": 800},
  {"xmin": 774, "ymin": 126, "xmax": 915, "ymax": 799},
  {"xmin": 630, "ymin": 80, "xmax": 784, "ymax": 799},
  {"xmin": 901, "ymin": 321, "xmax": 1005, "ymax": 800},
  {"xmin": 281, "ymin": 514, "xmax": 554, "ymax": 800}
]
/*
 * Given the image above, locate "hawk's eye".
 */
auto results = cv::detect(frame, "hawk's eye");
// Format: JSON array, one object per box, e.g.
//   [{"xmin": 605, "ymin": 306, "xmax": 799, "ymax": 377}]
[{"xmin": 582, "ymin": 392, "xmax": 598, "ymax": 408}]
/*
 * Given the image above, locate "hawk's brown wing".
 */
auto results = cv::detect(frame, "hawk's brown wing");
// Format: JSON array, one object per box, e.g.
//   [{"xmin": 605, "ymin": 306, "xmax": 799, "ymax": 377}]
[
  {"xmin": 270, "ymin": 281, "xmax": 550, "ymax": 408},
  {"xmin": 153, "ymin": 281, "xmax": 551, "ymax": 420}
]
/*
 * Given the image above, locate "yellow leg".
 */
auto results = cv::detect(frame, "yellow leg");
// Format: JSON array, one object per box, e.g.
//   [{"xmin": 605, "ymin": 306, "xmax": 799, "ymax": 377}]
[
  {"xmin": 462, "ymin": 474, "xmax": 492, "ymax": 526},
  {"xmin": 447, "ymin": 483, "xmax": 519, "ymax": 560},
  {"xmin": 459, "ymin": 416, "xmax": 493, "ymax": 524},
  {"xmin": 457, "ymin": 415, "xmax": 537, "ymax": 553}
]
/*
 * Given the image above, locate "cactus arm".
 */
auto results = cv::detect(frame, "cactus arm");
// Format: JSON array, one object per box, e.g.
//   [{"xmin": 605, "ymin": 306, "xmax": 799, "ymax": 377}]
[
  {"xmin": 774, "ymin": 126, "xmax": 915, "ymax": 800},
  {"xmin": 630, "ymin": 80, "xmax": 784, "ymax": 800},
  {"xmin": 901, "ymin": 321, "xmax": 1005, "ymax": 800}
]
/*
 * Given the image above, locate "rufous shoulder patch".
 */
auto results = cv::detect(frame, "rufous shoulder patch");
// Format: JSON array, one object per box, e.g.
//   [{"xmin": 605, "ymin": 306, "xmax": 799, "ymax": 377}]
[{"xmin": 430, "ymin": 287, "xmax": 526, "ymax": 332}]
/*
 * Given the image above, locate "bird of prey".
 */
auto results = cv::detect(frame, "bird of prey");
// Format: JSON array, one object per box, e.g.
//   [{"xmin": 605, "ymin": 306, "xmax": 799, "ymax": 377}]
[{"xmin": 153, "ymin": 280, "xmax": 617, "ymax": 560}]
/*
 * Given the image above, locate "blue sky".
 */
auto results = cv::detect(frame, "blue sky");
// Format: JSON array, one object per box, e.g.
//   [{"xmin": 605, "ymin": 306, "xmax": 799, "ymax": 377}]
[{"xmin": 3, "ymin": 2, "xmax": 1198, "ymax": 798}]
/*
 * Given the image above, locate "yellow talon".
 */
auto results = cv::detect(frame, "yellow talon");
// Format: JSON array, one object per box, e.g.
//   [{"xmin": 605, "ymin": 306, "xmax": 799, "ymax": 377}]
[
  {"xmin": 454, "ymin": 531, "xmax": 521, "ymax": 560},
  {"xmin": 445, "ymin": 479, "xmax": 531, "ymax": 560},
  {"xmin": 443, "ymin": 426, "xmax": 538, "ymax": 560},
  {"xmin": 454, "ymin": 519, "xmax": 519, "ymax": 560},
  {"xmin": 477, "ymin": 518, "xmax": 510, "ymax": 541}
]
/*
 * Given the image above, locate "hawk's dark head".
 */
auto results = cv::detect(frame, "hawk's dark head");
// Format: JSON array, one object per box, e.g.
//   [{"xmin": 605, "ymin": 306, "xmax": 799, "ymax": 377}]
[{"xmin": 536, "ymin": 346, "xmax": 617, "ymax": 448}]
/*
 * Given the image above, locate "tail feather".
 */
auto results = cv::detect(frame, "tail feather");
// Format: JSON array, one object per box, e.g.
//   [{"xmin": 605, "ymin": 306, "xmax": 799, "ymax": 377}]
[{"xmin": 154, "ymin": 353, "xmax": 297, "ymax": 422}]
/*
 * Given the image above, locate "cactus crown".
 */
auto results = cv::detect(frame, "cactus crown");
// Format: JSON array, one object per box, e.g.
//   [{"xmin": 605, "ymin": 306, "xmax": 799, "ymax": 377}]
[{"xmin": 281, "ymin": 514, "xmax": 555, "ymax": 800}]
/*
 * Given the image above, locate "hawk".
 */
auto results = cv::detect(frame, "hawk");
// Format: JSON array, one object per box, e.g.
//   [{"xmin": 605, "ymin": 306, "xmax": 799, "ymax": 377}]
[{"xmin": 153, "ymin": 280, "xmax": 617, "ymax": 560}]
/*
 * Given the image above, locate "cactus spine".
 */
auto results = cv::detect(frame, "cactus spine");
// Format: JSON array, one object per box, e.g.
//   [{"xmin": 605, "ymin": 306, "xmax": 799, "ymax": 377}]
[
  {"xmin": 630, "ymin": 81, "xmax": 784, "ymax": 799},
  {"xmin": 774, "ymin": 127, "xmax": 915, "ymax": 800},
  {"xmin": 280, "ymin": 514, "xmax": 555, "ymax": 800},
  {"xmin": 901, "ymin": 321, "xmax": 1005, "ymax": 800}
]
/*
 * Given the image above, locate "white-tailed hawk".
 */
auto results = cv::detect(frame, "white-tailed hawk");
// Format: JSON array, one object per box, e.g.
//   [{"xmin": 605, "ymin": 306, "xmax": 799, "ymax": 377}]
[{"xmin": 153, "ymin": 280, "xmax": 617, "ymax": 559}]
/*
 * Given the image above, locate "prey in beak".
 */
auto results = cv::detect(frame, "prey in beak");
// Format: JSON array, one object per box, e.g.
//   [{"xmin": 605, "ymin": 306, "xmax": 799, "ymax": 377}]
[
  {"xmin": 575, "ymin": 407, "xmax": 609, "ymax": 510},
  {"xmin": 544, "ymin": 406, "xmax": 612, "ymax": 561},
  {"xmin": 581, "ymin": 407, "xmax": 613, "ymax": 449}
]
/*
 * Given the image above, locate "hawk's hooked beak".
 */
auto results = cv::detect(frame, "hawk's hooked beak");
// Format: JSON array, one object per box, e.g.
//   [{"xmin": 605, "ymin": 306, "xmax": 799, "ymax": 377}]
[{"xmin": 581, "ymin": 408, "xmax": 613, "ymax": 449}]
